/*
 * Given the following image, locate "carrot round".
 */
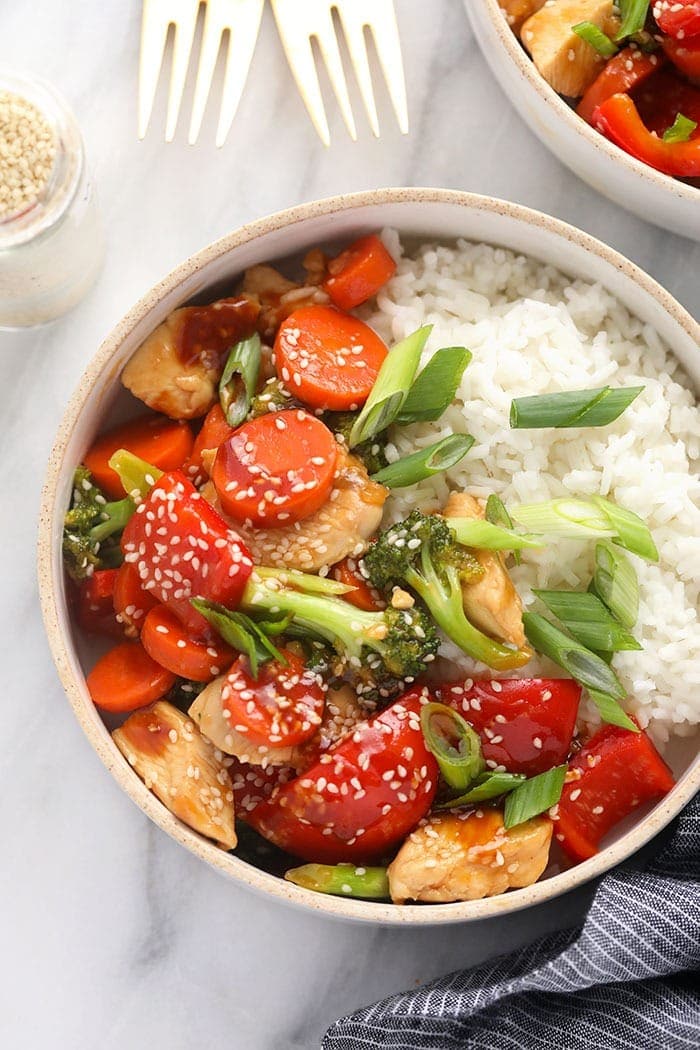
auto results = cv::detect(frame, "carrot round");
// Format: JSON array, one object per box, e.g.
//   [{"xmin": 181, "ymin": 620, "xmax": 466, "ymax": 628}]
[
  {"xmin": 141, "ymin": 605, "xmax": 234, "ymax": 682},
  {"xmin": 211, "ymin": 409, "xmax": 338, "ymax": 526},
  {"xmin": 113, "ymin": 562, "xmax": 160, "ymax": 637},
  {"xmin": 84, "ymin": 415, "xmax": 194, "ymax": 499},
  {"xmin": 274, "ymin": 305, "xmax": 388, "ymax": 411},
  {"xmin": 323, "ymin": 234, "xmax": 397, "ymax": 311},
  {"xmin": 184, "ymin": 403, "xmax": 236, "ymax": 485},
  {"xmin": 87, "ymin": 640, "xmax": 176, "ymax": 713}
]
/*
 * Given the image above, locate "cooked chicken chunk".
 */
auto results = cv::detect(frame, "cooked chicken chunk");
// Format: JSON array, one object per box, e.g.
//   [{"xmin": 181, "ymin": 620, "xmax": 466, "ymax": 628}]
[
  {"xmin": 521, "ymin": 0, "xmax": 620, "ymax": 97},
  {"xmin": 388, "ymin": 809, "xmax": 552, "ymax": 903},
  {"xmin": 242, "ymin": 264, "xmax": 330, "ymax": 340},
  {"xmin": 189, "ymin": 677, "xmax": 365, "ymax": 771},
  {"xmin": 203, "ymin": 446, "xmax": 388, "ymax": 573},
  {"xmin": 499, "ymin": 0, "xmax": 547, "ymax": 34},
  {"xmin": 112, "ymin": 701, "xmax": 236, "ymax": 849},
  {"xmin": 443, "ymin": 492, "xmax": 526, "ymax": 648}
]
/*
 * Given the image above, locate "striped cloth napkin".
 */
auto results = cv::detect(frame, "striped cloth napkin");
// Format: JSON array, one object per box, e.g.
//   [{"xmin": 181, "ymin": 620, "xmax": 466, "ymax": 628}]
[{"xmin": 324, "ymin": 795, "xmax": 699, "ymax": 1050}]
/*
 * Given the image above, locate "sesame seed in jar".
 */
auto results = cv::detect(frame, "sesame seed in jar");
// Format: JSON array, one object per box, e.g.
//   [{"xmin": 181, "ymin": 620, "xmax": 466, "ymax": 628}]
[{"xmin": 0, "ymin": 90, "xmax": 57, "ymax": 219}]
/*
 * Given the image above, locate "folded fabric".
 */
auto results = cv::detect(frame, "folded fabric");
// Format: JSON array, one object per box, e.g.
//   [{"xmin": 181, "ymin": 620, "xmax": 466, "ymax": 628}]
[{"xmin": 324, "ymin": 795, "xmax": 699, "ymax": 1050}]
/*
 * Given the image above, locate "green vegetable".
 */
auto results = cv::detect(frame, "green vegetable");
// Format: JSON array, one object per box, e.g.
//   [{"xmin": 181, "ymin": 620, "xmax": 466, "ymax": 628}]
[
  {"xmin": 371, "ymin": 435, "xmax": 474, "ymax": 488},
  {"xmin": 572, "ymin": 21, "xmax": 618, "ymax": 56},
  {"xmin": 324, "ymin": 411, "xmax": 389, "ymax": 475},
  {"xmin": 349, "ymin": 326, "xmax": 431, "ymax": 446},
  {"xmin": 615, "ymin": 0, "xmax": 650, "ymax": 41},
  {"xmin": 438, "ymin": 772, "xmax": 526, "ymax": 808},
  {"xmin": 509, "ymin": 386, "xmax": 643, "ymax": 429},
  {"xmin": 191, "ymin": 598, "xmax": 286, "ymax": 678},
  {"xmin": 396, "ymin": 346, "xmax": 472, "ymax": 424},
  {"xmin": 63, "ymin": 466, "xmax": 132, "ymax": 581},
  {"xmin": 285, "ymin": 863, "xmax": 389, "ymax": 899},
  {"xmin": 510, "ymin": 496, "xmax": 658, "ymax": 562},
  {"xmin": 532, "ymin": 589, "xmax": 642, "ymax": 652},
  {"xmin": 107, "ymin": 448, "xmax": 163, "ymax": 500},
  {"xmin": 592, "ymin": 541, "xmax": 639, "ymax": 628},
  {"xmin": 504, "ymin": 765, "xmax": 567, "ymax": 829},
  {"xmin": 486, "ymin": 493, "xmax": 522, "ymax": 565},
  {"xmin": 249, "ymin": 377, "xmax": 300, "ymax": 418},
  {"xmin": 523, "ymin": 611, "xmax": 626, "ymax": 699},
  {"xmin": 254, "ymin": 565, "xmax": 353, "ymax": 596},
  {"xmin": 219, "ymin": 333, "xmax": 262, "ymax": 427},
  {"xmin": 663, "ymin": 113, "xmax": 698, "ymax": 144},
  {"xmin": 364, "ymin": 511, "xmax": 531, "ymax": 670},
  {"xmin": 447, "ymin": 518, "xmax": 544, "ymax": 552},
  {"xmin": 420, "ymin": 702, "xmax": 485, "ymax": 791},
  {"xmin": 593, "ymin": 496, "xmax": 658, "ymax": 563},
  {"xmin": 588, "ymin": 690, "xmax": 640, "ymax": 733}
]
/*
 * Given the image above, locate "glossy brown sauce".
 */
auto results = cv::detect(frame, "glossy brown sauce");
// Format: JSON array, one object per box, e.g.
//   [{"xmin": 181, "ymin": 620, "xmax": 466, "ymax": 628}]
[{"xmin": 178, "ymin": 296, "xmax": 260, "ymax": 367}]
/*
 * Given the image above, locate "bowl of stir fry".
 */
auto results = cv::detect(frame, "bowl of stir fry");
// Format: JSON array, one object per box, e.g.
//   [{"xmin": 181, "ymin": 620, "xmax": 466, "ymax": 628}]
[
  {"xmin": 468, "ymin": 1, "xmax": 700, "ymax": 241},
  {"xmin": 39, "ymin": 188, "xmax": 700, "ymax": 922}
]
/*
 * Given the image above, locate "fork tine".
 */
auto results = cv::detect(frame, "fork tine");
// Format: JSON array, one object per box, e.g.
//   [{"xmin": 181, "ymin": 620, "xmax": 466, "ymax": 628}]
[
  {"xmin": 164, "ymin": 0, "xmax": 201, "ymax": 142},
  {"xmin": 188, "ymin": 2, "xmax": 225, "ymax": 145},
  {"xmin": 334, "ymin": 10, "xmax": 380, "ymax": 138},
  {"xmin": 310, "ymin": 9, "xmax": 357, "ymax": 141},
  {"xmin": 271, "ymin": 0, "xmax": 331, "ymax": 146},
  {"xmin": 138, "ymin": 0, "xmax": 172, "ymax": 139},
  {"xmin": 214, "ymin": 0, "xmax": 265, "ymax": 147},
  {"xmin": 364, "ymin": 0, "xmax": 409, "ymax": 134}
]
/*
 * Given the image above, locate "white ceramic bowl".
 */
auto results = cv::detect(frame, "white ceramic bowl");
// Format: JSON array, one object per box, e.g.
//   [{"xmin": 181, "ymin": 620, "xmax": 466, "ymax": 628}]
[
  {"xmin": 467, "ymin": 1, "xmax": 700, "ymax": 242},
  {"xmin": 39, "ymin": 188, "xmax": 700, "ymax": 925}
]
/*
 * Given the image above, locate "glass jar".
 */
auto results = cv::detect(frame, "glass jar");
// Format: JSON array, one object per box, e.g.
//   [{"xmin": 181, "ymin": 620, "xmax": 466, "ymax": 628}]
[{"xmin": 0, "ymin": 68, "xmax": 104, "ymax": 328}]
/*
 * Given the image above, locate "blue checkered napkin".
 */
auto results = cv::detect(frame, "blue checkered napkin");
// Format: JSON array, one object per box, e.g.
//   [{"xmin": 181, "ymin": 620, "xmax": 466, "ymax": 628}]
[{"xmin": 324, "ymin": 795, "xmax": 699, "ymax": 1050}]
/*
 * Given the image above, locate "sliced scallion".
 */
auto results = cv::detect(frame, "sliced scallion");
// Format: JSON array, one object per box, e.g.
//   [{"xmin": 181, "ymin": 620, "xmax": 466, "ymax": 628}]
[
  {"xmin": 663, "ymin": 113, "xmax": 698, "ymax": 143},
  {"xmin": 108, "ymin": 449, "xmax": 162, "ymax": 500},
  {"xmin": 592, "ymin": 542, "xmax": 639, "ymax": 628},
  {"xmin": 510, "ymin": 497, "xmax": 657, "ymax": 562},
  {"xmin": 486, "ymin": 494, "xmax": 522, "ymax": 564},
  {"xmin": 191, "ymin": 598, "xmax": 285, "ymax": 678},
  {"xmin": 509, "ymin": 385, "xmax": 643, "ymax": 429},
  {"xmin": 446, "ymin": 517, "xmax": 544, "ymax": 552},
  {"xmin": 503, "ymin": 764, "xmax": 567, "ymax": 829},
  {"xmin": 573, "ymin": 21, "xmax": 618, "ymax": 56},
  {"xmin": 523, "ymin": 611, "xmax": 626, "ymax": 699},
  {"xmin": 532, "ymin": 589, "xmax": 642, "ymax": 652},
  {"xmin": 615, "ymin": 0, "xmax": 651, "ymax": 41},
  {"xmin": 349, "ymin": 326, "xmax": 431, "ymax": 447},
  {"xmin": 371, "ymin": 434, "xmax": 474, "ymax": 488},
  {"xmin": 285, "ymin": 863, "xmax": 389, "ymax": 899},
  {"xmin": 420, "ymin": 702, "xmax": 485, "ymax": 792},
  {"xmin": 219, "ymin": 333, "xmax": 262, "ymax": 427},
  {"xmin": 438, "ymin": 772, "xmax": 526, "ymax": 808},
  {"xmin": 593, "ymin": 496, "xmax": 658, "ymax": 563},
  {"xmin": 395, "ymin": 346, "xmax": 472, "ymax": 424},
  {"xmin": 588, "ymin": 690, "xmax": 640, "ymax": 733}
]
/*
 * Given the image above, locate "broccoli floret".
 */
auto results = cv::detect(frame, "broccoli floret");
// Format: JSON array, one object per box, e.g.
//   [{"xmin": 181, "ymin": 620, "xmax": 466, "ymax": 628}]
[
  {"xmin": 240, "ymin": 567, "xmax": 439, "ymax": 697},
  {"xmin": 62, "ymin": 467, "xmax": 133, "ymax": 582},
  {"xmin": 249, "ymin": 378, "xmax": 300, "ymax": 418},
  {"xmin": 363, "ymin": 511, "xmax": 530, "ymax": 671},
  {"xmin": 324, "ymin": 411, "xmax": 389, "ymax": 475}
]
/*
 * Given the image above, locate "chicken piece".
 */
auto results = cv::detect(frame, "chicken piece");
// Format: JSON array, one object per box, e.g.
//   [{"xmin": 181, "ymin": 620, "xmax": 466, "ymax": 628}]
[
  {"xmin": 499, "ymin": 0, "xmax": 547, "ymax": 34},
  {"xmin": 443, "ymin": 492, "xmax": 526, "ymax": 648},
  {"xmin": 203, "ymin": 446, "xmax": 388, "ymax": 573},
  {"xmin": 122, "ymin": 296, "xmax": 260, "ymax": 420},
  {"xmin": 302, "ymin": 247, "xmax": 329, "ymax": 286},
  {"xmin": 388, "ymin": 808, "xmax": 552, "ymax": 904},
  {"xmin": 521, "ymin": 0, "xmax": 620, "ymax": 98},
  {"xmin": 189, "ymin": 677, "xmax": 365, "ymax": 771},
  {"xmin": 112, "ymin": 701, "xmax": 237, "ymax": 849},
  {"xmin": 242, "ymin": 264, "xmax": 330, "ymax": 340}
]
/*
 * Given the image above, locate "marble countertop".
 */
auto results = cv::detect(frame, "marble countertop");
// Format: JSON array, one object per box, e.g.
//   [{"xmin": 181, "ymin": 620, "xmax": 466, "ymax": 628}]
[{"xmin": 1, "ymin": 2, "xmax": 698, "ymax": 1048}]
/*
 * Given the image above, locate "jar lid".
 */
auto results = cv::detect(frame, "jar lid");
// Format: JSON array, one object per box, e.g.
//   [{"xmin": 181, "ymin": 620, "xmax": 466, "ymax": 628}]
[{"xmin": 0, "ymin": 67, "xmax": 84, "ymax": 250}]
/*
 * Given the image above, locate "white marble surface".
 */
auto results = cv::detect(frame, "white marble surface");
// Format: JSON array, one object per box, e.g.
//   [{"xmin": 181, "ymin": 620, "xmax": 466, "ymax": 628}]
[{"xmin": 1, "ymin": 2, "xmax": 698, "ymax": 1048}]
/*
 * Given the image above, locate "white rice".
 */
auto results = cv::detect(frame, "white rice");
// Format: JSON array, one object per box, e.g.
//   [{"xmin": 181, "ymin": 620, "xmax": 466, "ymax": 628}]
[{"xmin": 362, "ymin": 233, "xmax": 700, "ymax": 748}]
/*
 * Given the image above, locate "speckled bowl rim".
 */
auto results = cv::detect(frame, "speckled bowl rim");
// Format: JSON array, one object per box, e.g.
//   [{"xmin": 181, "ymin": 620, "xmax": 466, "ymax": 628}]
[
  {"xmin": 38, "ymin": 188, "xmax": 700, "ymax": 926},
  {"xmin": 479, "ymin": 0, "xmax": 700, "ymax": 204}
]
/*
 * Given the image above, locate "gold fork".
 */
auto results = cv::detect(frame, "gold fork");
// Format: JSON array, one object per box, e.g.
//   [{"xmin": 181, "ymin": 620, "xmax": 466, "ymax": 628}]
[
  {"xmin": 138, "ymin": 0, "xmax": 265, "ymax": 146},
  {"xmin": 270, "ymin": 0, "xmax": 409, "ymax": 146}
]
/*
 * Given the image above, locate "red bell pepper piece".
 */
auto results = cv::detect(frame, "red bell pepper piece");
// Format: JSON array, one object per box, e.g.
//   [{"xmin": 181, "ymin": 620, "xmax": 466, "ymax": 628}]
[
  {"xmin": 633, "ymin": 68, "xmax": 700, "ymax": 136},
  {"xmin": 577, "ymin": 48, "xmax": 664, "ymax": 124},
  {"xmin": 247, "ymin": 689, "xmax": 439, "ymax": 863},
  {"xmin": 322, "ymin": 234, "xmax": 397, "ymax": 311},
  {"xmin": 77, "ymin": 569, "xmax": 122, "ymax": 638},
  {"xmin": 654, "ymin": 0, "xmax": 700, "ymax": 41},
  {"xmin": 436, "ymin": 678, "xmax": 581, "ymax": 777},
  {"xmin": 331, "ymin": 556, "xmax": 386, "ymax": 612},
  {"xmin": 555, "ymin": 722, "xmax": 675, "ymax": 862},
  {"xmin": 661, "ymin": 34, "xmax": 700, "ymax": 81},
  {"xmin": 121, "ymin": 470, "xmax": 253, "ymax": 636},
  {"xmin": 594, "ymin": 92, "xmax": 700, "ymax": 175}
]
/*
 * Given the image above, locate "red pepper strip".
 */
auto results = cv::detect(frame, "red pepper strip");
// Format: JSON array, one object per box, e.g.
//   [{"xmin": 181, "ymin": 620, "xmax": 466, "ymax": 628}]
[
  {"xmin": 633, "ymin": 68, "xmax": 700, "ymax": 136},
  {"xmin": 436, "ymin": 678, "xmax": 581, "ymax": 778},
  {"xmin": 661, "ymin": 34, "xmax": 700, "ymax": 82},
  {"xmin": 555, "ymin": 721, "xmax": 675, "ymax": 862},
  {"xmin": 577, "ymin": 48, "xmax": 664, "ymax": 125},
  {"xmin": 655, "ymin": 0, "xmax": 700, "ymax": 42},
  {"xmin": 594, "ymin": 92, "xmax": 700, "ymax": 176},
  {"xmin": 77, "ymin": 569, "xmax": 122, "ymax": 638}
]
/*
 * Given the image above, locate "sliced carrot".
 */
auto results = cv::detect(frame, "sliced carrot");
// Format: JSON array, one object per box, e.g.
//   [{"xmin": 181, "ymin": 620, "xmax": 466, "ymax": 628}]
[
  {"xmin": 211, "ymin": 409, "xmax": 338, "ymax": 526},
  {"xmin": 332, "ymin": 556, "xmax": 385, "ymax": 612},
  {"xmin": 274, "ymin": 305, "xmax": 388, "ymax": 412},
  {"xmin": 323, "ymin": 234, "xmax": 397, "ymax": 311},
  {"xmin": 87, "ymin": 641, "xmax": 176, "ymax": 713},
  {"xmin": 141, "ymin": 605, "xmax": 234, "ymax": 682},
  {"xmin": 184, "ymin": 403, "xmax": 236, "ymax": 485},
  {"xmin": 84, "ymin": 415, "xmax": 194, "ymax": 499},
  {"xmin": 113, "ymin": 562, "xmax": 160, "ymax": 637}
]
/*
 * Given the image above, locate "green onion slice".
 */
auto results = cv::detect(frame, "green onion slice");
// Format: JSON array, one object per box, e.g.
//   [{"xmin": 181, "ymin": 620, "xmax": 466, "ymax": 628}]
[
  {"xmin": 371, "ymin": 434, "xmax": 474, "ymax": 488},
  {"xmin": 420, "ymin": 702, "xmax": 485, "ymax": 792},
  {"xmin": 593, "ymin": 497, "xmax": 658, "ymax": 563},
  {"xmin": 510, "ymin": 386, "xmax": 643, "ymax": 429},
  {"xmin": 219, "ymin": 333, "xmax": 262, "ymax": 428},
  {"xmin": 191, "ymin": 598, "xmax": 285, "ymax": 678},
  {"xmin": 532, "ymin": 589, "xmax": 642, "ymax": 652},
  {"xmin": 447, "ymin": 517, "xmax": 544, "ymax": 552},
  {"xmin": 439, "ymin": 772, "xmax": 526, "ymax": 808},
  {"xmin": 108, "ymin": 449, "xmax": 162, "ymax": 500},
  {"xmin": 395, "ymin": 346, "xmax": 472, "ymax": 424},
  {"xmin": 615, "ymin": 0, "xmax": 650, "ymax": 41},
  {"xmin": 572, "ymin": 21, "xmax": 618, "ymax": 56},
  {"xmin": 285, "ymin": 863, "xmax": 389, "ymax": 900},
  {"xmin": 504, "ymin": 764, "xmax": 567, "ymax": 829},
  {"xmin": 349, "ymin": 326, "xmax": 431, "ymax": 447},
  {"xmin": 523, "ymin": 611, "xmax": 626, "ymax": 699},
  {"xmin": 592, "ymin": 542, "xmax": 639, "ymax": 628},
  {"xmin": 486, "ymin": 494, "xmax": 522, "ymax": 564},
  {"xmin": 588, "ymin": 690, "xmax": 640, "ymax": 733},
  {"xmin": 511, "ymin": 497, "xmax": 657, "ymax": 562},
  {"xmin": 663, "ymin": 113, "xmax": 698, "ymax": 144}
]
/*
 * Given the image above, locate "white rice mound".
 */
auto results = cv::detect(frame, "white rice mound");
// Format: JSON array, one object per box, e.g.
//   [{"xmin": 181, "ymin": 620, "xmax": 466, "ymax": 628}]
[{"xmin": 362, "ymin": 233, "xmax": 700, "ymax": 749}]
